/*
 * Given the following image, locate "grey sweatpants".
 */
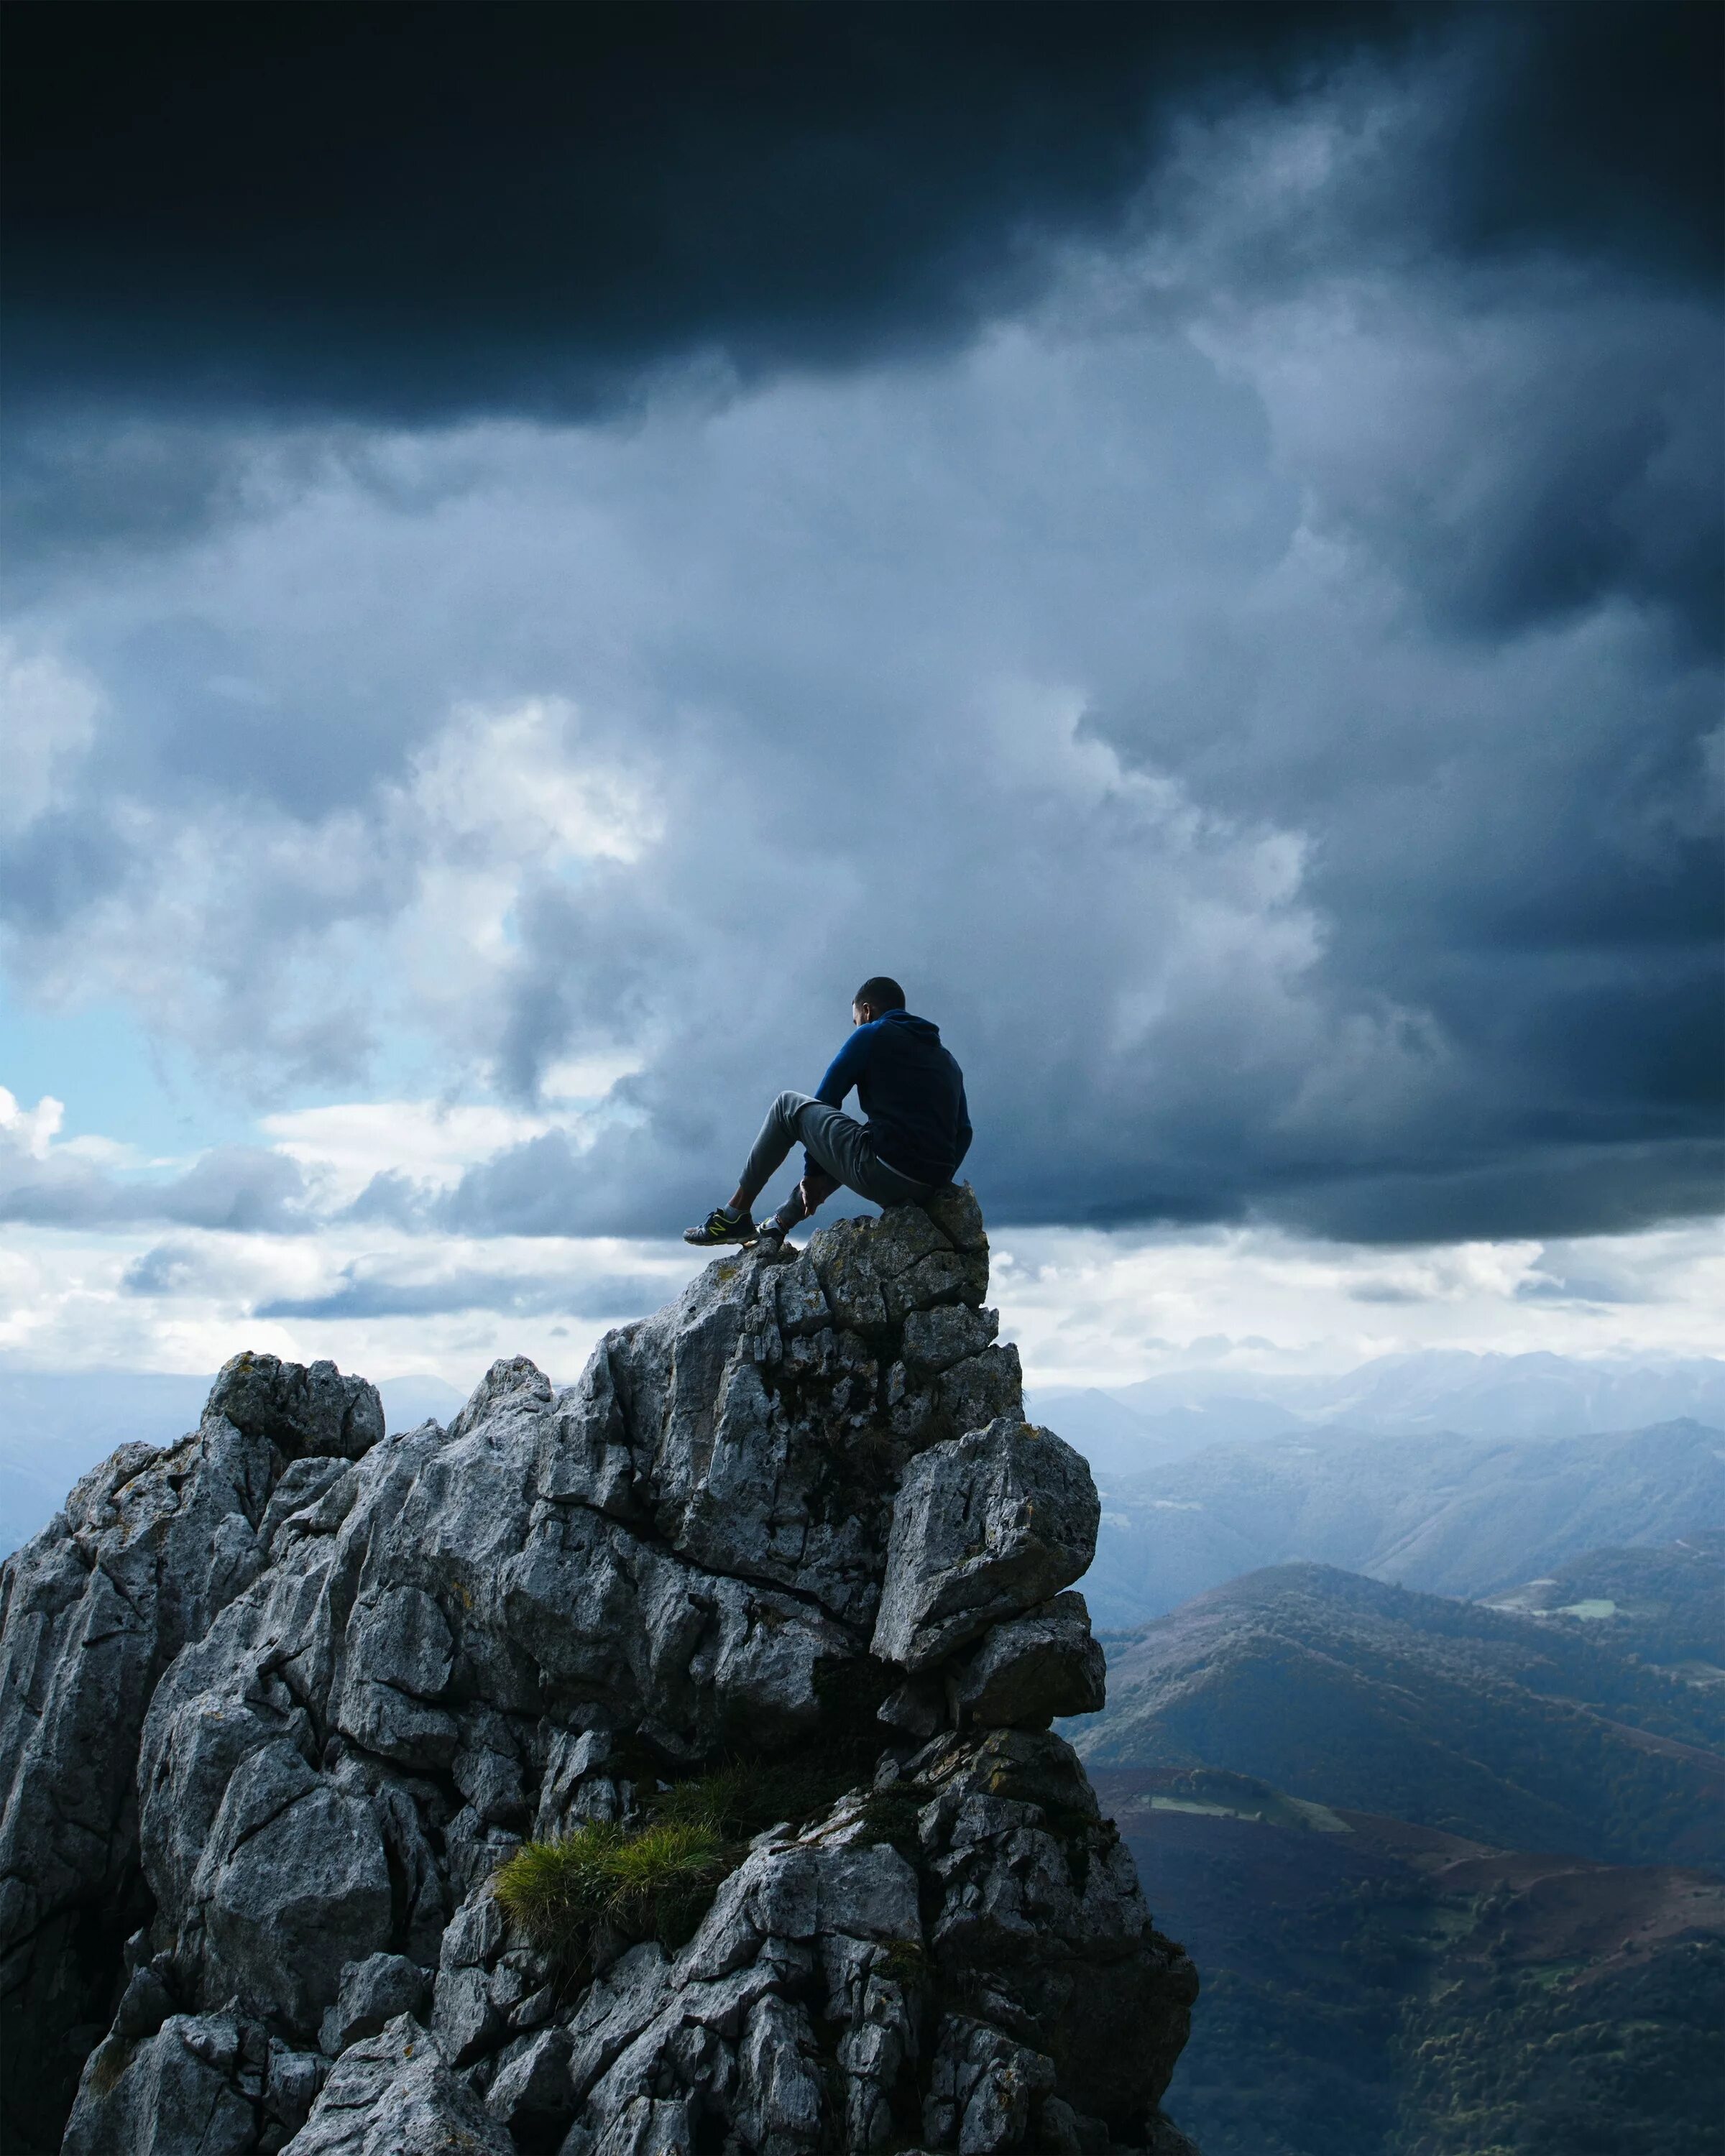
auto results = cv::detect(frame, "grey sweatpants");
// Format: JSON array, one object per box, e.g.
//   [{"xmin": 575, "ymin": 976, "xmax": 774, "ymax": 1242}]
[{"xmin": 737, "ymin": 1091, "xmax": 934, "ymax": 1214}]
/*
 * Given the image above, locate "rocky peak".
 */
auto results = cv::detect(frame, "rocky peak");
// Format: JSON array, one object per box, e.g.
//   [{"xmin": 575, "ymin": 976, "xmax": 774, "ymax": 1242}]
[{"xmin": 0, "ymin": 1190, "xmax": 1199, "ymax": 2156}]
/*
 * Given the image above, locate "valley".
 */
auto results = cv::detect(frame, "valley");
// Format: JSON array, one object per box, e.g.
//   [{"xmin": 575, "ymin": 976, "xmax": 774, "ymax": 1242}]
[{"xmin": 1070, "ymin": 1537, "xmax": 1725, "ymax": 2154}]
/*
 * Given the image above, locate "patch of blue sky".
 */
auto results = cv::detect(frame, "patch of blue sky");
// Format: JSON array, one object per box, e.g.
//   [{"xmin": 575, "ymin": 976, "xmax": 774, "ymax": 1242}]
[
  {"xmin": 0, "ymin": 971, "xmax": 475, "ymax": 1179},
  {"xmin": 0, "ymin": 979, "xmax": 247, "ymax": 1160}
]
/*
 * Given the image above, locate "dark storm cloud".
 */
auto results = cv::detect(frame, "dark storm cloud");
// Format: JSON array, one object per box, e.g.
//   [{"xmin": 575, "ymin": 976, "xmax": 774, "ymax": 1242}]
[{"xmin": 2, "ymin": 4, "xmax": 1716, "ymax": 430}]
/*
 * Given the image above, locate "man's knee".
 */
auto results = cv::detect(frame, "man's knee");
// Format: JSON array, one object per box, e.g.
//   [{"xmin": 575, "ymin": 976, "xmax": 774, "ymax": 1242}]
[{"xmin": 771, "ymin": 1089, "xmax": 811, "ymax": 1128}]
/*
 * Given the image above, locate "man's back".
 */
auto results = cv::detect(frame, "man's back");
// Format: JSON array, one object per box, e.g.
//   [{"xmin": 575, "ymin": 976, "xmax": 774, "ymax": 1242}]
[{"xmin": 822, "ymin": 1007, "xmax": 971, "ymax": 1188}]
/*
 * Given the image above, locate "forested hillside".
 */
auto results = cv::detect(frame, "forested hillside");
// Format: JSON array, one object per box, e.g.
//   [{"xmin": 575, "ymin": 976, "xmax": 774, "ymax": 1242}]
[{"xmin": 1076, "ymin": 1560, "xmax": 1725, "ymax": 1865}]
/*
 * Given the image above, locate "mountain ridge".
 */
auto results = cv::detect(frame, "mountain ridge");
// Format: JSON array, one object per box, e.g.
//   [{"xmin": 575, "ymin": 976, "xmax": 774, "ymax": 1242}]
[
  {"xmin": 1074, "ymin": 1557, "xmax": 1725, "ymax": 1866},
  {"xmin": 1077, "ymin": 1417, "xmax": 1725, "ymax": 1627},
  {"xmin": 1030, "ymin": 1351, "xmax": 1725, "ymax": 1479}
]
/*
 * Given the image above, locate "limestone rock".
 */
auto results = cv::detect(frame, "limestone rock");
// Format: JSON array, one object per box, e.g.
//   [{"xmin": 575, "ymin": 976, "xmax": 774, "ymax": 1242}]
[
  {"xmin": 556, "ymin": 1811, "xmax": 923, "ymax": 2155},
  {"xmin": 905, "ymin": 1728, "xmax": 1198, "ymax": 2127},
  {"xmin": 901, "ymin": 1304, "xmax": 999, "ymax": 1376},
  {"xmin": 432, "ymin": 1962, "xmax": 500, "ymax": 2068},
  {"xmin": 318, "ymin": 1953, "xmax": 432, "ymax": 2057},
  {"xmin": 872, "ymin": 1420, "xmax": 1100, "ymax": 1672},
  {"xmin": 734, "ymin": 1991, "xmax": 824, "ymax": 2156},
  {"xmin": 921, "ymin": 1182, "xmax": 989, "ymax": 1253},
  {"xmin": 487, "ymin": 2023, "xmax": 576, "ymax": 2125},
  {"xmin": 62, "ymin": 2013, "xmax": 259, "ymax": 2156},
  {"xmin": 203, "ymin": 1353, "xmax": 385, "ymax": 1463},
  {"xmin": 438, "ymin": 1885, "xmax": 506, "ymax": 1972},
  {"xmin": 0, "ymin": 1198, "xmax": 1201, "ymax": 2156},
  {"xmin": 0, "ymin": 1358, "xmax": 379, "ymax": 2154},
  {"xmin": 924, "ymin": 2015, "xmax": 1057, "ymax": 2155},
  {"xmin": 195, "ymin": 1749, "xmax": 395, "ymax": 2033},
  {"xmin": 282, "ymin": 2012, "xmax": 514, "ymax": 2154},
  {"xmin": 952, "ymin": 1594, "xmax": 1107, "ymax": 1728}
]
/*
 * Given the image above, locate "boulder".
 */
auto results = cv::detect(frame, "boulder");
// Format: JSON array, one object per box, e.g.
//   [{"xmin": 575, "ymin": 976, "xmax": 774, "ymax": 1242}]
[
  {"xmin": 197, "ymin": 1753, "xmax": 395, "ymax": 2035},
  {"xmin": 203, "ymin": 1353, "xmax": 385, "ymax": 1462},
  {"xmin": 431, "ymin": 1963, "xmax": 500, "ymax": 2069},
  {"xmin": 61, "ymin": 2014, "xmax": 259, "ymax": 2156},
  {"xmin": 952, "ymin": 1594, "xmax": 1107, "ymax": 1728},
  {"xmin": 487, "ymin": 2024, "xmax": 576, "ymax": 2126},
  {"xmin": 901, "ymin": 1304, "xmax": 999, "ymax": 1377},
  {"xmin": 872, "ymin": 1420, "xmax": 1100, "ymax": 1672},
  {"xmin": 921, "ymin": 1183, "xmax": 990, "ymax": 1254},
  {"xmin": 319, "ymin": 1953, "xmax": 432, "ymax": 2057}
]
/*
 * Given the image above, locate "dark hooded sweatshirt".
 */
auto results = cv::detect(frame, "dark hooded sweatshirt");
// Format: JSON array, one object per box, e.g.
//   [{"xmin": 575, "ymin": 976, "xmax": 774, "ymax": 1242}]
[{"xmin": 809, "ymin": 1008, "xmax": 972, "ymax": 1189}]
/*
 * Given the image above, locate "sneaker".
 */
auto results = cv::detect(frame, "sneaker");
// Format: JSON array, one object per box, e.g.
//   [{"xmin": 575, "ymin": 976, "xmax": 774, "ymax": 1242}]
[
  {"xmin": 755, "ymin": 1216, "xmax": 790, "ymax": 1250},
  {"xmin": 683, "ymin": 1206, "xmax": 757, "ymax": 1248}
]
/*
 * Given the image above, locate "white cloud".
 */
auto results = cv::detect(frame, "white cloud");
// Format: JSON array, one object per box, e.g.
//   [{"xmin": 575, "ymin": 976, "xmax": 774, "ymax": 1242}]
[
  {"xmin": 993, "ymin": 1217, "xmax": 1725, "ymax": 1389},
  {"xmin": 0, "ymin": 1216, "xmax": 701, "ymax": 1387},
  {"xmin": 259, "ymin": 1099, "xmax": 576, "ymax": 1207},
  {"xmin": 0, "ymin": 1087, "xmax": 64, "ymax": 1159}
]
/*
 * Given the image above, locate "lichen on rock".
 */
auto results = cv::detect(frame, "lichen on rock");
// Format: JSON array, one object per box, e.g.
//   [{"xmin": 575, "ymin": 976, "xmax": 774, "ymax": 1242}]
[{"xmin": 0, "ymin": 1189, "xmax": 1200, "ymax": 2156}]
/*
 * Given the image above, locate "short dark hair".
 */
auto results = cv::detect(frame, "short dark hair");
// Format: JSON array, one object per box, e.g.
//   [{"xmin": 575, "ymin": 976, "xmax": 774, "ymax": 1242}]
[{"xmin": 854, "ymin": 975, "xmax": 906, "ymax": 1012}]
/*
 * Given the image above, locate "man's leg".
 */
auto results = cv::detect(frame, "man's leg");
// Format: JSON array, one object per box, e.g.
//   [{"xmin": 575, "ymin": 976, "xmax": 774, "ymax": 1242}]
[
  {"xmin": 689, "ymin": 1092, "xmax": 934, "ymax": 1248},
  {"xmin": 729, "ymin": 1092, "xmax": 820, "ymax": 1213},
  {"xmin": 686, "ymin": 1092, "xmax": 825, "ymax": 1246}
]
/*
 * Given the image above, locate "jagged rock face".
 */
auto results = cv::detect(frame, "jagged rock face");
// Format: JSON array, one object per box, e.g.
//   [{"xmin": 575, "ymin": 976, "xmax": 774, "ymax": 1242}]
[
  {"xmin": 0, "ymin": 1192, "xmax": 1199, "ymax": 2156},
  {"xmin": 0, "ymin": 1356, "xmax": 383, "ymax": 2156},
  {"xmin": 407, "ymin": 1725, "xmax": 1194, "ymax": 2156}
]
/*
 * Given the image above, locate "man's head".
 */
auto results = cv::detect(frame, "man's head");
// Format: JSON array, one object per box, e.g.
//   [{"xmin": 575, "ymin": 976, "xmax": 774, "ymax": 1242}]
[{"xmin": 852, "ymin": 975, "xmax": 906, "ymax": 1026}]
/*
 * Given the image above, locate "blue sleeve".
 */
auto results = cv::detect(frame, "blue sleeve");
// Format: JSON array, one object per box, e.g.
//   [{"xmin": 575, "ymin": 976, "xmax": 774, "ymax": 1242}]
[
  {"xmin": 952, "ymin": 1077, "xmax": 972, "ymax": 1169},
  {"xmin": 814, "ymin": 1025, "xmax": 875, "ymax": 1107}
]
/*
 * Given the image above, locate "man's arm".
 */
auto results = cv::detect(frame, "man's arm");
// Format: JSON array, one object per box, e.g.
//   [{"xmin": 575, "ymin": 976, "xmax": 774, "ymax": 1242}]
[
  {"xmin": 814, "ymin": 1026, "xmax": 874, "ymax": 1107},
  {"xmin": 952, "ymin": 1077, "xmax": 973, "ymax": 1171},
  {"xmin": 800, "ymin": 1026, "xmax": 877, "ymax": 1195}
]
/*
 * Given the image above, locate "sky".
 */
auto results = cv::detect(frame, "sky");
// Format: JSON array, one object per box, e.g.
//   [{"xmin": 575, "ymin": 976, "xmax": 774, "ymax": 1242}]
[{"xmin": 1, "ymin": 1, "xmax": 1720, "ymax": 1395}]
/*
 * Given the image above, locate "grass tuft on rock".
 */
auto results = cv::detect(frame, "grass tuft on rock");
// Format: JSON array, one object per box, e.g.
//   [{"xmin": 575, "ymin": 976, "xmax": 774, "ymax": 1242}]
[
  {"xmin": 494, "ymin": 1818, "xmax": 726, "ymax": 1961},
  {"xmin": 650, "ymin": 1753, "xmax": 865, "ymax": 1841},
  {"xmin": 496, "ymin": 1744, "xmax": 879, "ymax": 1964}
]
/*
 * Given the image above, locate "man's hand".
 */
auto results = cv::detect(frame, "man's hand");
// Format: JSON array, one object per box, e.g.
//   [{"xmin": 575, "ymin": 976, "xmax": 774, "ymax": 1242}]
[{"xmin": 797, "ymin": 1170, "xmax": 839, "ymax": 1218}]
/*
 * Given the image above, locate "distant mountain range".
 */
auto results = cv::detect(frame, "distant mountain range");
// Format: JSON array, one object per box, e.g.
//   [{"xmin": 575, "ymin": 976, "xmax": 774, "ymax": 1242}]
[
  {"xmin": 0, "ymin": 1368, "xmax": 465, "ymax": 1556},
  {"xmin": 1077, "ymin": 1416, "xmax": 1725, "ymax": 1627},
  {"xmin": 1030, "ymin": 1349, "xmax": 1725, "ymax": 1478},
  {"xmin": 1075, "ymin": 1553, "xmax": 1725, "ymax": 1866}
]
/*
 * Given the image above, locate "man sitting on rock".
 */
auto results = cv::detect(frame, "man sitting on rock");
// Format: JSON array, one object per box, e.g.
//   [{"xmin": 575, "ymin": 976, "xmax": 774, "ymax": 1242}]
[{"xmin": 684, "ymin": 975, "xmax": 972, "ymax": 1248}]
